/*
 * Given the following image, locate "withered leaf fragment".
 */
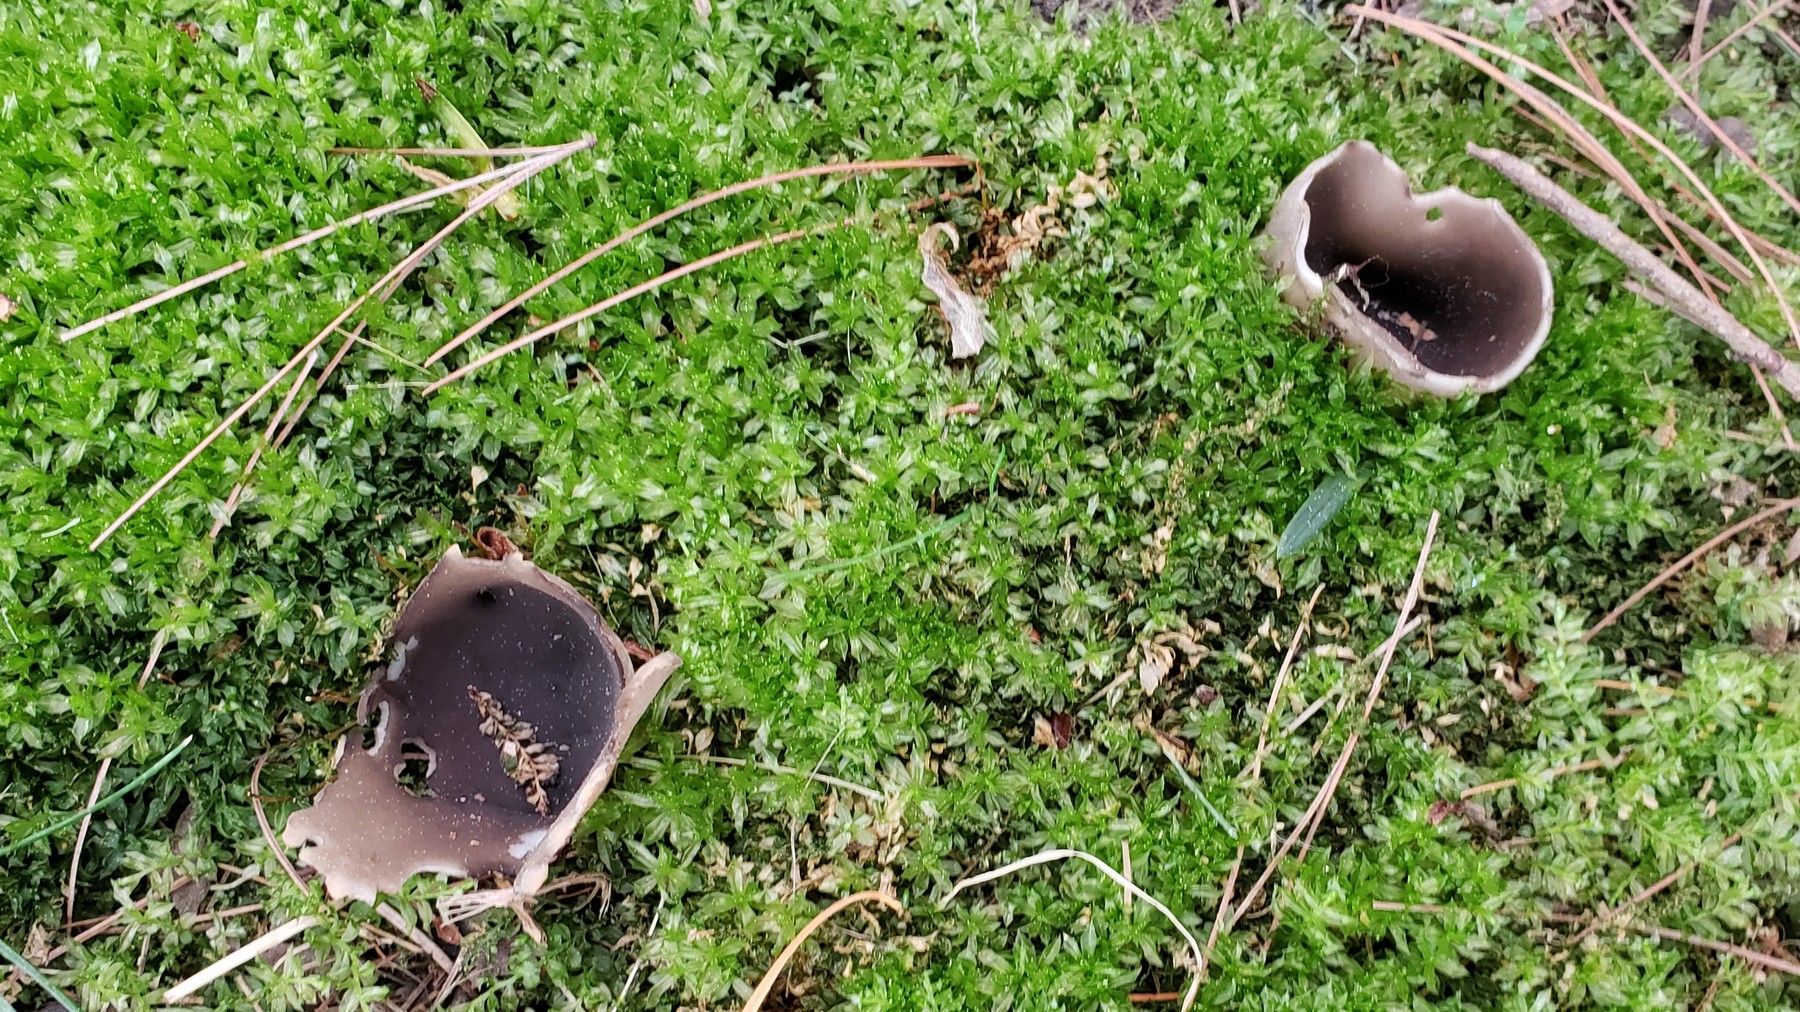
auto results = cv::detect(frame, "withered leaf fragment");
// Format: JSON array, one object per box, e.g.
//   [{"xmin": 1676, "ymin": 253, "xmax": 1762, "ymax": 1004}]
[
  {"xmin": 469, "ymin": 686, "xmax": 562, "ymax": 816},
  {"xmin": 283, "ymin": 545, "xmax": 680, "ymax": 906}
]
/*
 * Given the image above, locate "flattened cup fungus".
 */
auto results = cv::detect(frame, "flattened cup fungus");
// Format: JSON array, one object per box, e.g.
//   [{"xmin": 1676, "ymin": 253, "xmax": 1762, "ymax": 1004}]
[
  {"xmin": 1263, "ymin": 141, "xmax": 1554, "ymax": 397},
  {"xmin": 283, "ymin": 544, "xmax": 679, "ymax": 931}
]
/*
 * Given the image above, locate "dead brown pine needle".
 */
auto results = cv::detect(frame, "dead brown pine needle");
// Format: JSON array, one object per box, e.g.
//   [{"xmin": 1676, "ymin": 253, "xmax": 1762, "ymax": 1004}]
[
  {"xmin": 1245, "ymin": 586, "xmax": 1325, "ymax": 787},
  {"xmin": 1459, "ymin": 751, "xmax": 1629, "ymax": 800},
  {"xmin": 1682, "ymin": 1, "xmax": 1795, "ymax": 81},
  {"xmin": 1467, "ymin": 146, "xmax": 1800, "ymax": 400},
  {"xmin": 946, "ymin": 848, "xmax": 1202, "ymax": 1012},
  {"xmin": 421, "ymin": 155, "xmax": 973, "ymax": 371},
  {"xmin": 1643, "ymin": 924, "xmax": 1800, "ymax": 977},
  {"xmin": 208, "ymin": 351, "xmax": 318, "ymax": 539},
  {"xmin": 1199, "ymin": 845, "xmax": 1244, "ymax": 981},
  {"xmin": 1350, "ymin": 6, "xmax": 1800, "ymax": 359},
  {"xmin": 63, "ymin": 628, "xmax": 171, "ymax": 922},
  {"xmin": 738, "ymin": 891, "xmax": 903, "ymax": 1012},
  {"xmin": 1373, "ymin": 902, "xmax": 1800, "ymax": 976},
  {"xmin": 88, "ymin": 143, "xmax": 577, "ymax": 551},
  {"xmin": 423, "ymin": 227, "xmax": 815, "ymax": 394},
  {"xmin": 60, "ymin": 141, "xmax": 586, "ymax": 343},
  {"xmin": 1229, "ymin": 512, "xmax": 1438, "ymax": 928},
  {"xmin": 1581, "ymin": 495, "xmax": 1800, "ymax": 641},
  {"xmin": 1360, "ymin": 900, "xmax": 1800, "ymax": 972},
  {"xmin": 1602, "ymin": 0, "xmax": 1800, "ymax": 217},
  {"xmin": 327, "ymin": 143, "xmax": 575, "ymax": 158},
  {"xmin": 1691, "ymin": 0, "xmax": 1716, "ymax": 76}
]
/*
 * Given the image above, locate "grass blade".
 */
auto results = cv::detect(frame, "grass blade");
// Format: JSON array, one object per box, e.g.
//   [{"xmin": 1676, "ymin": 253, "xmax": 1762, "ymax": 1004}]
[
  {"xmin": 0, "ymin": 735, "xmax": 192, "ymax": 858},
  {"xmin": 0, "ymin": 935, "xmax": 78, "ymax": 1011},
  {"xmin": 1277, "ymin": 474, "xmax": 1356, "ymax": 559}
]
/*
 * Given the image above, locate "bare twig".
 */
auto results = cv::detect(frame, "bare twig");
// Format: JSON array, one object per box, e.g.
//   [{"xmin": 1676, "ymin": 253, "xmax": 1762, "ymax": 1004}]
[
  {"xmin": 1467, "ymin": 146, "xmax": 1800, "ymax": 400},
  {"xmin": 946, "ymin": 849, "xmax": 1201, "ymax": 1012},
  {"xmin": 1580, "ymin": 495, "xmax": 1800, "ymax": 640},
  {"xmin": 421, "ymin": 155, "xmax": 972, "ymax": 370},
  {"xmin": 88, "ymin": 143, "xmax": 583, "ymax": 550},
  {"xmin": 63, "ymin": 628, "xmax": 171, "ymax": 922},
  {"xmin": 738, "ymin": 892, "xmax": 903, "ymax": 1012}
]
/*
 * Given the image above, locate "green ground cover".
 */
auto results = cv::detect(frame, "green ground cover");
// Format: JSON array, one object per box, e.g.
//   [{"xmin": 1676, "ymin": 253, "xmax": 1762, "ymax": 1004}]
[{"xmin": 3, "ymin": 0, "xmax": 1800, "ymax": 1007}]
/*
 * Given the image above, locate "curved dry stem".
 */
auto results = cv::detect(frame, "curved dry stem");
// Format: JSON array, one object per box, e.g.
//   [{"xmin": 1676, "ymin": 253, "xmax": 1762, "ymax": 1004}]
[
  {"xmin": 1583, "ymin": 496, "xmax": 1800, "ymax": 640},
  {"xmin": 738, "ymin": 891, "xmax": 904, "ymax": 1012},
  {"xmin": 946, "ymin": 849, "xmax": 1202, "ymax": 1012},
  {"xmin": 250, "ymin": 750, "xmax": 307, "ymax": 892}
]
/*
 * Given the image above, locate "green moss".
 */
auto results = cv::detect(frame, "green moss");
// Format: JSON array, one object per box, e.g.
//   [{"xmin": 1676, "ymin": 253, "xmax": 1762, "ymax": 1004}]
[{"xmin": 2, "ymin": 0, "xmax": 1799, "ymax": 1007}]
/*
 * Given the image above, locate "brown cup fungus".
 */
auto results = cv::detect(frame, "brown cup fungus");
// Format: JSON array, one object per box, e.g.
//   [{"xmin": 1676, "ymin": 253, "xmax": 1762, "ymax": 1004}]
[
  {"xmin": 1263, "ymin": 141, "xmax": 1554, "ymax": 397},
  {"xmin": 283, "ymin": 545, "xmax": 679, "ymax": 930}
]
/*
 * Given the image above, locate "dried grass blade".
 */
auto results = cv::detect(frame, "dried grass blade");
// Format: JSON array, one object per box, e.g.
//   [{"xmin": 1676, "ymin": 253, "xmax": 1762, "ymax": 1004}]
[
  {"xmin": 946, "ymin": 849, "xmax": 1202, "ymax": 1012},
  {"xmin": 737, "ymin": 892, "xmax": 903, "ymax": 1012}
]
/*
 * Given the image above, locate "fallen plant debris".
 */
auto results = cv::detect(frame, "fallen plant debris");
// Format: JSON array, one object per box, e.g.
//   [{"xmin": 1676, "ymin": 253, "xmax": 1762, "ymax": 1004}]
[
  {"xmin": 467, "ymin": 686, "xmax": 562, "ymax": 816},
  {"xmin": 1468, "ymin": 144, "xmax": 1800, "ymax": 399},
  {"xmin": 917, "ymin": 222, "xmax": 990, "ymax": 358},
  {"xmin": 13, "ymin": 1, "xmax": 1800, "ymax": 1008}
]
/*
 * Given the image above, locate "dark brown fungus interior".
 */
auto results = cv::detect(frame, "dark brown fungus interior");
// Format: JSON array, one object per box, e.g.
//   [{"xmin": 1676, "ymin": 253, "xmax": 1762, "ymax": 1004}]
[
  {"xmin": 283, "ymin": 546, "xmax": 631, "ymax": 904},
  {"xmin": 1299, "ymin": 143, "xmax": 1550, "ymax": 379}
]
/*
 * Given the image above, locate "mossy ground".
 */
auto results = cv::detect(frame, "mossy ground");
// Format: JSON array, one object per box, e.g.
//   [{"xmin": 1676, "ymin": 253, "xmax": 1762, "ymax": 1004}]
[{"xmin": 3, "ymin": 0, "xmax": 1800, "ymax": 1008}]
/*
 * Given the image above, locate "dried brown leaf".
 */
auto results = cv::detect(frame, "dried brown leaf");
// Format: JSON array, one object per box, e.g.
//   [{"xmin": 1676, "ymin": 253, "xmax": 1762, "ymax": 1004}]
[{"xmin": 919, "ymin": 223, "xmax": 989, "ymax": 358}]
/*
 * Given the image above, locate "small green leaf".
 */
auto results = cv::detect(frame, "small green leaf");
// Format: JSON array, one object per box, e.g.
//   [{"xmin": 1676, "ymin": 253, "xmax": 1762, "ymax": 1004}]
[
  {"xmin": 418, "ymin": 79, "xmax": 521, "ymax": 220},
  {"xmin": 1277, "ymin": 474, "xmax": 1356, "ymax": 559}
]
